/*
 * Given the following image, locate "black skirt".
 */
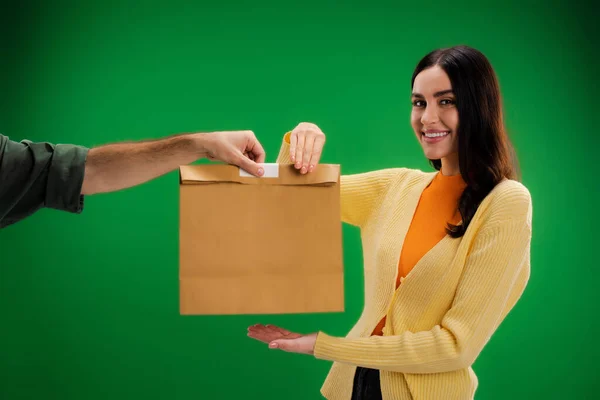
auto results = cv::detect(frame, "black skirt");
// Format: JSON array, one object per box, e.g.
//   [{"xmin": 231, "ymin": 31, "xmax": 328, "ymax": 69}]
[{"xmin": 351, "ymin": 367, "xmax": 383, "ymax": 400}]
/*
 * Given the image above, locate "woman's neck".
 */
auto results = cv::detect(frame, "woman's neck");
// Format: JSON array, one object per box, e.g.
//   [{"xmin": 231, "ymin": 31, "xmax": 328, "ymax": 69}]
[{"xmin": 440, "ymin": 153, "xmax": 460, "ymax": 176}]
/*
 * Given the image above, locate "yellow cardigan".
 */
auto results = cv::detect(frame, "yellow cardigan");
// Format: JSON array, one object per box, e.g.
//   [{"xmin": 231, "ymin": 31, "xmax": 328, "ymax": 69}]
[{"xmin": 276, "ymin": 137, "xmax": 533, "ymax": 400}]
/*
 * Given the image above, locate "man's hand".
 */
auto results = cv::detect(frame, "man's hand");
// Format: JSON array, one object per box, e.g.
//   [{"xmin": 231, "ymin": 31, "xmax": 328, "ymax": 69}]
[
  {"xmin": 82, "ymin": 130, "xmax": 266, "ymax": 195},
  {"xmin": 199, "ymin": 130, "xmax": 266, "ymax": 177}
]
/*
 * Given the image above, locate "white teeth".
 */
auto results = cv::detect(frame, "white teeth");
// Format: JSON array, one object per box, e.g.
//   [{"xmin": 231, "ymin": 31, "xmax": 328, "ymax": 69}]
[{"xmin": 424, "ymin": 131, "xmax": 449, "ymax": 138}]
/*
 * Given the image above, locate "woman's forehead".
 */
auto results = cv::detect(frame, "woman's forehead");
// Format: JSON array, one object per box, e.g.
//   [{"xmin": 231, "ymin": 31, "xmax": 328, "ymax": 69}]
[{"xmin": 413, "ymin": 66, "xmax": 452, "ymax": 93}]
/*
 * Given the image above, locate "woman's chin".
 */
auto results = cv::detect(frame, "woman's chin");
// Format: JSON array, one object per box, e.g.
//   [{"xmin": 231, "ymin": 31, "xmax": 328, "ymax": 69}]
[{"xmin": 422, "ymin": 149, "xmax": 447, "ymax": 160}]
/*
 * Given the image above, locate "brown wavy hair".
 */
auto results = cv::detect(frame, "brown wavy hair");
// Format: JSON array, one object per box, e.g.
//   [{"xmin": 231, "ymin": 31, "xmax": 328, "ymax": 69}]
[{"xmin": 411, "ymin": 46, "xmax": 519, "ymax": 238}]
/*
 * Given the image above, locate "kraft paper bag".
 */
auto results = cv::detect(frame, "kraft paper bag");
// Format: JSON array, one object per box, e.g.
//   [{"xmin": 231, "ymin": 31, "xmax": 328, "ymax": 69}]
[{"xmin": 179, "ymin": 163, "xmax": 344, "ymax": 315}]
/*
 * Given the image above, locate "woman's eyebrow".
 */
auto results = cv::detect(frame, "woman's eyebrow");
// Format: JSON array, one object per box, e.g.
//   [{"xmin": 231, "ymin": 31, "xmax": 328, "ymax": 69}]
[
  {"xmin": 434, "ymin": 89, "xmax": 454, "ymax": 97},
  {"xmin": 411, "ymin": 89, "xmax": 454, "ymax": 98}
]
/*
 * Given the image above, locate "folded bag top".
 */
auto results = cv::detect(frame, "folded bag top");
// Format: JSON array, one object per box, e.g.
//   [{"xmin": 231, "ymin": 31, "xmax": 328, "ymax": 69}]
[{"xmin": 180, "ymin": 163, "xmax": 339, "ymax": 186}]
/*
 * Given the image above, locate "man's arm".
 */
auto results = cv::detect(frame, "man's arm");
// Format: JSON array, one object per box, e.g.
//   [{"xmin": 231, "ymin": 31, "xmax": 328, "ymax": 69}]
[
  {"xmin": 0, "ymin": 130, "xmax": 265, "ymax": 227},
  {"xmin": 81, "ymin": 130, "xmax": 265, "ymax": 194},
  {"xmin": 0, "ymin": 134, "xmax": 88, "ymax": 227}
]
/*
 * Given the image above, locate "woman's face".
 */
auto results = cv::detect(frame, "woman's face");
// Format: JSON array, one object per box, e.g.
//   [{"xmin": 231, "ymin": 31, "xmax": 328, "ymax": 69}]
[{"xmin": 411, "ymin": 65, "xmax": 459, "ymax": 165}]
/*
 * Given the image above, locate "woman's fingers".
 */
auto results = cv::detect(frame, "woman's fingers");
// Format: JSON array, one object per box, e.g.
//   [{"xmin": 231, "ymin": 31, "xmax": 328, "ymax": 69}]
[
  {"xmin": 289, "ymin": 130, "xmax": 298, "ymax": 164},
  {"xmin": 248, "ymin": 324, "xmax": 301, "ymax": 342},
  {"xmin": 289, "ymin": 122, "xmax": 326, "ymax": 173},
  {"xmin": 248, "ymin": 325, "xmax": 277, "ymax": 343},
  {"xmin": 294, "ymin": 131, "xmax": 306, "ymax": 170},
  {"xmin": 300, "ymin": 134, "xmax": 315, "ymax": 174},
  {"xmin": 307, "ymin": 134, "xmax": 325, "ymax": 172}
]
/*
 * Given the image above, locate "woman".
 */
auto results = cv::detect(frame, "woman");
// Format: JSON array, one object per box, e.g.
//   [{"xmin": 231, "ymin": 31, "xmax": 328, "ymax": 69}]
[{"xmin": 248, "ymin": 45, "xmax": 532, "ymax": 400}]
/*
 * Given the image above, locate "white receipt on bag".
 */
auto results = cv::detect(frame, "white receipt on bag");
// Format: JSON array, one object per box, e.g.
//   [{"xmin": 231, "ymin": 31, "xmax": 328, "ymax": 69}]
[{"xmin": 239, "ymin": 163, "xmax": 279, "ymax": 178}]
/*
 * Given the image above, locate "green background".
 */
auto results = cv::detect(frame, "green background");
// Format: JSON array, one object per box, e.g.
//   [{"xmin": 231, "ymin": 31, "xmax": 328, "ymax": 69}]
[{"xmin": 1, "ymin": 0, "xmax": 597, "ymax": 399}]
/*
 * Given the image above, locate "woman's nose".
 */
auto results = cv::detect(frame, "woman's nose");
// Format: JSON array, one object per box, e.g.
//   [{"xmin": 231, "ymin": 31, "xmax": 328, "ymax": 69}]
[{"xmin": 421, "ymin": 105, "xmax": 439, "ymax": 126}]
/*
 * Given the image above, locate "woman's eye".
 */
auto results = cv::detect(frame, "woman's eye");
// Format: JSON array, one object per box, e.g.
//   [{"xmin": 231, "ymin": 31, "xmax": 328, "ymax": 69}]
[
  {"xmin": 412, "ymin": 100, "xmax": 425, "ymax": 107},
  {"xmin": 440, "ymin": 99, "xmax": 455, "ymax": 106}
]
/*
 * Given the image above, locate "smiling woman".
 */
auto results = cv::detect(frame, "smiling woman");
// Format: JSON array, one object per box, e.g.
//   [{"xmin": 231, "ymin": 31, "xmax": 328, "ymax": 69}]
[
  {"xmin": 248, "ymin": 46, "xmax": 532, "ymax": 400},
  {"xmin": 410, "ymin": 46, "xmax": 518, "ymax": 239},
  {"xmin": 411, "ymin": 77, "xmax": 459, "ymax": 169}
]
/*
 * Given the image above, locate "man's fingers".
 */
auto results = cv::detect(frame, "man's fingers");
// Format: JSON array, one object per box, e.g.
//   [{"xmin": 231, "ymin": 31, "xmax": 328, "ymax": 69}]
[
  {"xmin": 254, "ymin": 152, "xmax": 266, "ymax": 164},
  {"xmin": 247, "ymin": 136, "xmax": 266, "ymax": 164},
  {"xmin": 237, "ymin": 154, "xmax": 264, "ymax": 177}
]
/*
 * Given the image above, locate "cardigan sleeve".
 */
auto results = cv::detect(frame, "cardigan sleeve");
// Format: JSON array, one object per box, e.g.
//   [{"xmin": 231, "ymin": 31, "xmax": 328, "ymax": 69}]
[
  {"xmin": 275, "ymin": 132, "xmax": 403, "ymax": 228},
  {"xmin": 313, "ymin": 182, "xmax": 533, "ymax": 373}
]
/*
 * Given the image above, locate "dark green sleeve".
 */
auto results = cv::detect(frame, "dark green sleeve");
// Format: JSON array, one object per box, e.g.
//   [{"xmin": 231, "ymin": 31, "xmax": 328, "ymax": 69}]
[{"xmin": 0, "ymin": 134, "xmax": 89, "ymax": 228}]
